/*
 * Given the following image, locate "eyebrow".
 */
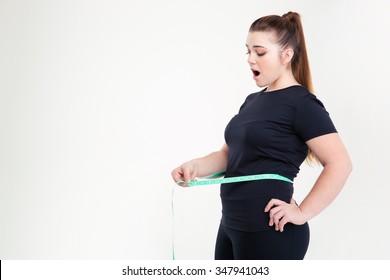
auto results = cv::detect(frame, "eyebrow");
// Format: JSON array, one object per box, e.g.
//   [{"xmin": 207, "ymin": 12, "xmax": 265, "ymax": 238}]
[{"xmin": 246, "ymin": 44, "xmax": 267, "ymax": 49}]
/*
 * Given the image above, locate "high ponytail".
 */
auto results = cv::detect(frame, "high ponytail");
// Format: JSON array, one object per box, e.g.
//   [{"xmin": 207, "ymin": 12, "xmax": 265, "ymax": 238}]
[
  {"xmin": 249, "ymin": 12, "xmax": 317, "ymax": 163},
  {"xmin": 282, "ymin": 12, "xmax": 313, "ymax": 94}
]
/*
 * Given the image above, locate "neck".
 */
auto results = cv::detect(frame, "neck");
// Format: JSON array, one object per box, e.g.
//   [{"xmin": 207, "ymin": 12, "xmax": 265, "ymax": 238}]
[{"xmin": 265, "ymin": 70, "xmax": 299, "ymax": 92}]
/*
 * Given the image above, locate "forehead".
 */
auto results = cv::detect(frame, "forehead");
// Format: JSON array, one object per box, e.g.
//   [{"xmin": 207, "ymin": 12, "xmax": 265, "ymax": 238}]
[{"xmin": 246, "ymin": 31, "xmax": 278, "ymax": 49}]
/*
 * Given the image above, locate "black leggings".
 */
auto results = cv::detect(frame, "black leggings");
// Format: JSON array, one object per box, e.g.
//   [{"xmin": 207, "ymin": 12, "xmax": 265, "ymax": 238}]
[{"xmin": 214, "ymin": 223, "xmax": 310, "ymax": 260}]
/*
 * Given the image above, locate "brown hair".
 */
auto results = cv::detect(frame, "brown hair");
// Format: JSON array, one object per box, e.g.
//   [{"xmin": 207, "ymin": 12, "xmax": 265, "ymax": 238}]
[{"xmin": 249, "ymin": 11, "xmax": 317, "ymax": 163}]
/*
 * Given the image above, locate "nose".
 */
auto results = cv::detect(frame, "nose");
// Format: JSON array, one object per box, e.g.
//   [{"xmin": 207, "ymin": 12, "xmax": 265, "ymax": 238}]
[{"xmin": 247, "ymin": 53, "xmax": 256, "ymax": 65}]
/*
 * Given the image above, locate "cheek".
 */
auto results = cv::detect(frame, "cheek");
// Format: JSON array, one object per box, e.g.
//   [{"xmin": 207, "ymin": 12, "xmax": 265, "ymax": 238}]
[
  {"xmin": 256, "ymin": 58, "xmax": 272, "ymax": 74},
  {"xmin": 261, "ymin": 57, "xmax": 281, "ymax": 74}
]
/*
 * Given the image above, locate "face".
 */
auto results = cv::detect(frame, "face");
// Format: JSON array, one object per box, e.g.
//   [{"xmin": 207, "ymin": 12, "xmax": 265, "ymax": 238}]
[{"xmin": 246, "ymin": 31, "xmax": 292, "ymax": 90}]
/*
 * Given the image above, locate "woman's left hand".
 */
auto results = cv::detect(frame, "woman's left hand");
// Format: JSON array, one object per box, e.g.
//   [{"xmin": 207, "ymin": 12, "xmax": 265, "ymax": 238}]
[{"xmin": 264, "ymin": 198, "xmax": 307, "ymax": 232}]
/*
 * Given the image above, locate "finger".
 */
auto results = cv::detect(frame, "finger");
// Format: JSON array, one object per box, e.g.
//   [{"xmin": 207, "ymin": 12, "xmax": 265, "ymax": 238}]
[
  {"xmin": 274, "ymin": 217, "xmax": 279, "ymax": 231},
  {"xmin": 183, "ymin": 167, "xmax": 193, "ymax": 184},
  {"xmin": 264, "ymin": 198, "xmax": 283, "ymax": 212},
  {"xmin": 277, "ymin": 205, "xmax": 295, "ymax": 232},
  {"xmin": 171, "ymin": 169, "xmax": 180, "ymax": 182},
  {"xmin": 174, "ymin": 177, "xmax": 184, "ymax": 184},
  {"xmin": 171, "ymin": 169, "xmax": 184, "ymax": 183},
  {"xmin": 173, "ymin": 177, "xmax": 188, "ymax": 187},
  {"xmin": 268, "ymin": 206, "xmax": 282, "ymax": 226},
  {"xmin": 278, "ymin": 216, "xmax": 290, "ymax": 232},
  {"xmin": 268, "ymin": 207, "xmax": 276, "ymax": 226},
  {"xmin": 264, "ymin": 200, "xmax": 274, "ymax": 213},
  {"xmin": 268, "ymin": 201, "xmax": 287, "ymax": 221},
  {"xmin": 269, "ymin": 205, "xmax": 282, "ymax": 217},
  {"xmin": 270, "ymin": 215, "xmax": 277, "ymax": 229},
  {"xmin": 272, "ymin": 210, "xmax": 285, "ymax": 231}
]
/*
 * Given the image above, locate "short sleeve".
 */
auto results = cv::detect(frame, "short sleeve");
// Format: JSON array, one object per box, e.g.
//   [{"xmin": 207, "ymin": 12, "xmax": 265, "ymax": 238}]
[{"xmin": 294, "ymin": 94, "xmax": 337, "ymax": 142}]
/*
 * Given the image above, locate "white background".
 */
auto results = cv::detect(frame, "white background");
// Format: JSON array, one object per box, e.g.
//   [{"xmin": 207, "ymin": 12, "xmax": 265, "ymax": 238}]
[{"xmin": 1, "ymin": 0, "xmax": 389, "ymax": 260}]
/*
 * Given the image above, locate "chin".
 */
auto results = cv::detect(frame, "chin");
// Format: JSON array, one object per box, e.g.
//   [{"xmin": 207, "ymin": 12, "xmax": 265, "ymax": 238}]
[{"xmin": 255, "ymin": 81, "xmax": 268, "ymax": 88}]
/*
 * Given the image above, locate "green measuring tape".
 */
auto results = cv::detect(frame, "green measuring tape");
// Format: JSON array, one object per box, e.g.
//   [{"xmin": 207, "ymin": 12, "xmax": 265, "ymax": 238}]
[
  {"xmin": 171, "ymin": 172, "xmax": 293, "ymax": 259},
  {"xmin": 175, "ymin": 172, "xmax": 293, "ymax": 186}
]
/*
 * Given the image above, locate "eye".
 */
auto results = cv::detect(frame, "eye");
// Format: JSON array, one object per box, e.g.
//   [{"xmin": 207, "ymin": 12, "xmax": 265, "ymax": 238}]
[{"xmin": 246, "ymin": 50, "xmax": 266, "ymax": 57}]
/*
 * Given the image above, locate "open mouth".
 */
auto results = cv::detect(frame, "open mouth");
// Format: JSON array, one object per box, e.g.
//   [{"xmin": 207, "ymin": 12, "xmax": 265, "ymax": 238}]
[{"xmin": 252, "ymin": 69, "xmax": 260, "ymax": 77}]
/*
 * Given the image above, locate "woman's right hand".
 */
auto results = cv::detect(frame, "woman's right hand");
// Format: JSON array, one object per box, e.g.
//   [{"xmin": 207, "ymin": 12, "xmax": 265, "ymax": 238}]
[
  {"xmin": 171, "ymin": 160, "xmax": 199, "ymax": 187},
  {"xmin": 171, "ymin": 144, "xmax": 229, "ymax": 187}
]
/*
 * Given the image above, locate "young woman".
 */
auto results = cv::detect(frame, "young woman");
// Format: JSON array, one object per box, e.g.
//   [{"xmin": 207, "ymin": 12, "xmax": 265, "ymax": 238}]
[{"xmin": 171, "ymin": 11, "xmax": 352, "ymax": 260}]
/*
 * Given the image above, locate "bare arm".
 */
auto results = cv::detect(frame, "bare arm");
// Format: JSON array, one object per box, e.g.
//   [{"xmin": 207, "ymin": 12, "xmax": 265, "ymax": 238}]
[
  {"xmin": 298, "ymin": 133, "xmax": 352, "ymax": 220},
  {"xmin": 171, "ymin": 144, "xmax": 229, "ymax": 185},
  {"xmin": 265, "ymin": 132, "xmax": 352, "ymax": 231}
]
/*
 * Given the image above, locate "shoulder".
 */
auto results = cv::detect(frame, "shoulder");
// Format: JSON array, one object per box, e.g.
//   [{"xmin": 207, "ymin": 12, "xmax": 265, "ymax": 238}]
[
  {"xmin": 282, "ymin": 86, "xmax": 327, "ymax": 109},
  {"xmin": 298, "ymin": 93, "xmax": 327, "ymax": 111},
  {"xmin": 287, "ymin": 86, "xmax": 315, "ymax": 100}
]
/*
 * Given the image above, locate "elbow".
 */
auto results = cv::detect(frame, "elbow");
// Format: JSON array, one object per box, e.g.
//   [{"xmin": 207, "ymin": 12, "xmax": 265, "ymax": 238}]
[
  {"xmin": 324, "ymin": 154, "xmax": 353, "ymax": 179},
  {"xmin": 345, "ymin": 154, "xmax": 353, "ymax": 176},
  {"xmin": 339, "ymin": 155, "xmax": 353, "ymax": 181},
  {"xmin": 347, "ymin": 159, "xmax": 353, "ymax": 175}
]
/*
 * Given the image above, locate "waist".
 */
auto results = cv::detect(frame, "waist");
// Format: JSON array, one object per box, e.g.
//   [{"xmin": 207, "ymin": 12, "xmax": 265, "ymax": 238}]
[
  {"xmin": 221, "ymin": 179, "xmax": 293, "ymax": 200},
  {"xmin": 186, "ymin": 173, "xmax": 293, "ymax": 187}
]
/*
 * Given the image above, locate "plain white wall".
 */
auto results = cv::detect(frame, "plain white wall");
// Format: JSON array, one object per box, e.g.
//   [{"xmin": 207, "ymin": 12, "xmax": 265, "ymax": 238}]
[{"xmin": 1, "ymin": 0, "xmax": 389, "ymax": 259}]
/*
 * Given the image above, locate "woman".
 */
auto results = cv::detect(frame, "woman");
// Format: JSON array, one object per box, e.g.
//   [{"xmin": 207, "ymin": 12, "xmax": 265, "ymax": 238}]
[{"xmin": 171, "ymin": 11, "xmax": 352, "ymax": 260}]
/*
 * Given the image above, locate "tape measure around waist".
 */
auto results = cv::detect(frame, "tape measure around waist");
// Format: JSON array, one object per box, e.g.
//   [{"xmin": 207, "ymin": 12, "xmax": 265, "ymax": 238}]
[
  {"xmin": 175, "ymin": 172, "xmax": 293, "ymax": 187},
  {"xmin": 171, "ymin": 172, "xmax": 293, "ymax": 260}
]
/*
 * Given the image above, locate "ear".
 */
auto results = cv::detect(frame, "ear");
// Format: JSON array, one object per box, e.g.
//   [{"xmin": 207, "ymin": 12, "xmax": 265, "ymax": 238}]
[{"xmin": 281, "ymin": 48, "xmax": 294, "ymax": 64}]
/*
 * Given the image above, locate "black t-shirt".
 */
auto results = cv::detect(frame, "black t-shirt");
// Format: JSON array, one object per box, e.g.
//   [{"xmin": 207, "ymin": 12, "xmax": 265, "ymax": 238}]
[{"xmin": 221, "ymin": 85, "xmax": 337, "ymax": 231}]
